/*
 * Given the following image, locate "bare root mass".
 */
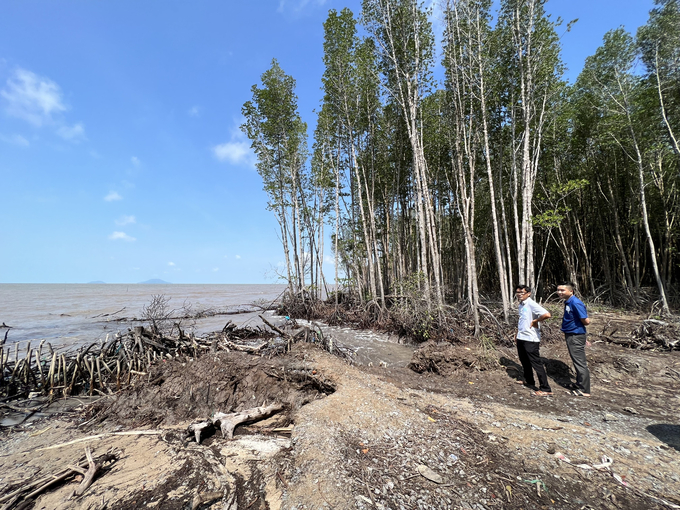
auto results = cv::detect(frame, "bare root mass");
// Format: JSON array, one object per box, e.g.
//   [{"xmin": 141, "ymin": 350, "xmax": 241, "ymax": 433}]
[{"xmin": 85, "ymin": 349, "xmax": 336, "ymax": 430}]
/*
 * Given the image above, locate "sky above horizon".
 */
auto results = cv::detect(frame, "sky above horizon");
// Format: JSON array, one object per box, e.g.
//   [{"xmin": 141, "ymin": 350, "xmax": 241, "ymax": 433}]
[{"xmin": 1, "ymin": 0, "xmax": 654, "ymax": 284}]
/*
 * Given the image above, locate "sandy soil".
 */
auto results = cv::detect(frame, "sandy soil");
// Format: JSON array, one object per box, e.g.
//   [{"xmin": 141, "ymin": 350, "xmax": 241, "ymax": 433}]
[{"xmin": 0, "ymin": 312, "xmax": 679, "ymax": 510}]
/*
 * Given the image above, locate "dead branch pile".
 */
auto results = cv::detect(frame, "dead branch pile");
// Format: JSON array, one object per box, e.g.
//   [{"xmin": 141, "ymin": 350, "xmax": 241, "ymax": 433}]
[
  {"xmin": 629, "ymin": 319, "xmax": 680, "ymax": 350},
  {"xmin": 0, "ymin": 447, "xmax": 118, "ymax": 509},
  {"xmin": 0, "ymin": 316, "xmax": 353, "ymax": 402}
]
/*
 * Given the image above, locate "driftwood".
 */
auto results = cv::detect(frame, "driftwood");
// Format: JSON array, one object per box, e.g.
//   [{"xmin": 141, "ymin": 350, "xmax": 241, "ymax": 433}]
[
  {"xmin": 259, "ymin": 315, "xmax": 289, "ymax": 338},
  {"xmin": 188, "ymin": 403, "xmax": 284, "ymax": 444},
  {"xmin": 223, "ymin": 340, "xmax": 266, "ymax": 353},
  {"xmin": 0, "ymin": 448, "xmax": 116, "ymax": 508},
  {"xmin": 36, "ymin": 430, "xmax": 163, "ymax": 452},
  {"xmin": 75, "ymin": 447, "xmax": 99, "ymax": 496},
  {"xmin": 191, "ymin": 491, "xmax": 223, "ymax": 510}
]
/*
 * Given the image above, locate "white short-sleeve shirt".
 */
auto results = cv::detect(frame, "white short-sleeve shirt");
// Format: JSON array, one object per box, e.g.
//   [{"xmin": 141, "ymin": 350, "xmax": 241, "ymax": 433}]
[{"xmin": 517, "ymin": 297, "xmax": 549, "ymax": 342}]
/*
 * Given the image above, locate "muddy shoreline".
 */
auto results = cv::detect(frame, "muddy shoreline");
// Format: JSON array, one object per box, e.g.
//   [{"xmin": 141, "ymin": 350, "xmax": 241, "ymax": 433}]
[{"xmin": 1, "ymin": 311, "xmax": 679, "ymax": 509}]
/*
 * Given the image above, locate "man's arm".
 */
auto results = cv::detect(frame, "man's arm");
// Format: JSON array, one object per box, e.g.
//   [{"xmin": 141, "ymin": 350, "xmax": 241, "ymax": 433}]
[
  {"xmin": 531, "ymin": 312, "xmax": 551, "ymax": 328},
  {"xmin": 574, "ymin": 299, "xmax": 590, "ymax": 326}
]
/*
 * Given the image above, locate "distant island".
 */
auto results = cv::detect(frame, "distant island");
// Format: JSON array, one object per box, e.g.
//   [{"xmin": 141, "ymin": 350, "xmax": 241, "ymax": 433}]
[
  {"xmin": 138, "ymin": 279, "xmax": 171, "ymax": 284},
  {"xmin": 87, "ymin": 281, "xmax": 106, "ymax": 284}
]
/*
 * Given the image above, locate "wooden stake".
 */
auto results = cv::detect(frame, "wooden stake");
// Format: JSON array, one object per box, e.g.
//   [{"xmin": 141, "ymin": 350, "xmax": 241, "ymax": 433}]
[
  {"xmin": 85, "ymin": 356, "xmax": 94, "ymax": 396},
  {"xmin": 24, "ymin": 343, "xmax": 31, "ymax": 384},
  {"xmin": 24, "ymin": 348, "xmax": 33, "ymax": 385},
  {"xmin": 116, "ymin": 360, "xmax": 121, "ymax": 391},
  {"xmin": 99, "ymin": 357, "xmax": 112, "ymax": 374},
  {"xmin": 68, "ymin": 354, "xmax": 80, "ymax": 394},
  {"xmin": 56, "ymin": 353, "xmax": 62, "ymax": 389},
  {"xmin": 96, "ymin": 356, "xmax": 105, "ymax": 390},
  {"xmin": 48, "ymin": 352, "xmax": 57, "ymax": 389},
  {"xmin": 60, "ymin": 354, "xmax": 66, "ymax": 387},
  {"xmin": 35, "ymin": 349, "xmax": 44, "ymax": 388},
  {"xmin": 11, "ymin": 357, "xmax": 22, "ymax": 385}
]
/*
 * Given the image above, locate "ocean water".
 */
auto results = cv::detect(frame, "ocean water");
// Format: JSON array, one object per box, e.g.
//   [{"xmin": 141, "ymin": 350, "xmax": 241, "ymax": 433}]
[{"xmin": 0, "ymin": 284, "xmax": 287, "ymax": 349}]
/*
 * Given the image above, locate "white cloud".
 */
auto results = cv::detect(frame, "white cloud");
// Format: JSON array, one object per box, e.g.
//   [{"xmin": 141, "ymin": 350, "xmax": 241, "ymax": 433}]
[
  {"xmin": 115, "ymin": 215, "xmax": 136, "ymax": 226},
  {"xmin": 324, "ymin": 255, "xmax": 336, "ymax": 266},
  {"xmin": 212, "ymin": 267, "xmax": 219, "ymax": 272},
  {"xmin": 56, "ymin": 122, "xmax": 86, "ymax": 142},
  {"xmin": 235, "ymin": 255, "xmax": 241, "ymax": 259},
  {"xmin": 277, "ymin": 0, "xmax": 327, "ymax": 13},
  {"xmin": 0, "ymin": 133, "xmax": 29, "ymax": 147},
  {"xmin": 131, "ymin": 156, "xmax": 140, "ymax": 167},
  {"xmin": 168, "ymin": 262, "xmax": 175, "ymax": 266},
  {"xmin": 212, "ymin": 120, "xmax": 255, "ymax": 166},
  {"xmin": 188, "ymin": 106, "xmax": 200, "ymax": 117},
  {"xmin": 104, "ymin": 191, "xmax": 122, "ymax": 202},
  {"xmin": 1, "ymin": 68, "xmax": 66, "ymax": 126},
  {"xmin": 213, "ymin": 140, "xmax": 253, "ymax": 165},
  {"xmin": 109, "ymin": 231, "xmax": 136, "ymax": 241}
]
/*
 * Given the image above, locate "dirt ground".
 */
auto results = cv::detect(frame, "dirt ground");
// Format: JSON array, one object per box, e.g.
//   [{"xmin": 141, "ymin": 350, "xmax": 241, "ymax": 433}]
[{"xmin": 0, "ymin": 311, "xmax": 679, "ymax": 510}]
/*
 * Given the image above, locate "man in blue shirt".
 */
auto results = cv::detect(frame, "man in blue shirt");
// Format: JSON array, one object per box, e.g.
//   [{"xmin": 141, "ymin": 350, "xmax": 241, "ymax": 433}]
[
  {"xmin": 557, "ymin": 283, "xmax": 591, "ymax": 396},
  {"xmin": 515, "ymin": 285, "xmax": 552, "ymax": 396}
]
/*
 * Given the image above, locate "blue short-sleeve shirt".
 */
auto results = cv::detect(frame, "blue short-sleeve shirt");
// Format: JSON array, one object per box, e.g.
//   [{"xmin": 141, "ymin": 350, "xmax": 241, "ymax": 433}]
[{"xmin": 561, "ymin": 295, "xmax": 588, "ymax": 334}]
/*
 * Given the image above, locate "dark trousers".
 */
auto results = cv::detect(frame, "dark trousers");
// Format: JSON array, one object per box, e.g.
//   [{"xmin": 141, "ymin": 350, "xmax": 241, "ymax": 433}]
[
  {"xmin": 517, "ymin": 340, "xmax": 551, "ymax": 392},
  {"xmin": 565, "ymin": 333, "xmax": 590, "ymax": 393}
]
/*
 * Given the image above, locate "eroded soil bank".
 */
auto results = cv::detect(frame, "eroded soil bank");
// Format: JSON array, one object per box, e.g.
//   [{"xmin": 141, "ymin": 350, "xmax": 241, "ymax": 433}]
[{"xmin": 0, "ymin": 312, "xmax": 679, "ymax": 510}]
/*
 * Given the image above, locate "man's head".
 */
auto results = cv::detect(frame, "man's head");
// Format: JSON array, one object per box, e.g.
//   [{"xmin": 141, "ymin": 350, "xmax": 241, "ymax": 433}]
[
  {"xmin": 515, "ymin": 284, "xmax": 531, "ymax": 302},
  {"xmin": 557, "ymin": 283, "xmax": 575, "ymax": 300}
]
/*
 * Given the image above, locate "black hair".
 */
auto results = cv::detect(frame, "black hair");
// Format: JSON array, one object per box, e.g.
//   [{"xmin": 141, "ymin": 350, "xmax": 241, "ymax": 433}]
[
  {"xmin": 515, "ymin": 284, "xmax": 531, "ymax": 293},
  {"xmin": 559, "ymin": 282, "xmax": 575, "ymax": 292}
]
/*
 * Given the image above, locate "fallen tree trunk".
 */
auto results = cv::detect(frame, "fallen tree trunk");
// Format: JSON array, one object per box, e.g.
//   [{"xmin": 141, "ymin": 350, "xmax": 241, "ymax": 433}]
[{"xmin": 188, "ymin": 402, "xmax": 284, "ymax": 444}]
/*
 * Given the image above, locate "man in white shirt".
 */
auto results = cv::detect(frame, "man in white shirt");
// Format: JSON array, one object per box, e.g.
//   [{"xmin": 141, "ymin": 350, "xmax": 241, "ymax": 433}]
[{"xmin": 515, "ymin": 285, "xmax": 552, "ymax": 396}]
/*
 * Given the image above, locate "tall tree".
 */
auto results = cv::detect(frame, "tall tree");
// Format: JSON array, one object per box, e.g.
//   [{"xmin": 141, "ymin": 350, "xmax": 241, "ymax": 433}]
[
  {"xmin": 241, "ymin": 59, "xmax": 309, "ymax": 296},
  {"xmin": 496, "ymin": 0, "xmax": 565, "ymax": 289},
  {"xmin": 362, "ymin": 0, "xmax": 444, "ymax": 307}
]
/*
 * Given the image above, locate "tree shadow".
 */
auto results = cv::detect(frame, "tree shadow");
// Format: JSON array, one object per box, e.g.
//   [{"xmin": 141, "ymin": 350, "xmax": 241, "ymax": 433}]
[
  {"xmin": 499, "ymin": 356, "xmax": 574, "ymax": 389},
  {"xmin": 646, "ymin": 424, "xmax": 680, "ymax": 452}
]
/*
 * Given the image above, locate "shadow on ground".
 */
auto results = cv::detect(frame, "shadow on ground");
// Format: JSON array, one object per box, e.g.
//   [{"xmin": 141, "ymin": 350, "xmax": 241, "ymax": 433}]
[
  {"xmin": 500, "ymin": 355, "xmax": 575, "ymax": 390},
  {"xmin": 646, "ymin": 424, "xmax": 680, "ymax": 452}
]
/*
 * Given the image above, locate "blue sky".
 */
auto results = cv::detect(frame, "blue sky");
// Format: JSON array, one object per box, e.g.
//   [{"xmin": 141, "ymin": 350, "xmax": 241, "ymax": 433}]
[{"xmin": 1, "ymin": 0, "xmax": 654, "ymax": 284}]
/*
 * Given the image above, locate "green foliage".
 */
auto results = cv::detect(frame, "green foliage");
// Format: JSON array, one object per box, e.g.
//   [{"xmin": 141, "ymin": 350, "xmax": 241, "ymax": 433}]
[{"xmin": 241, "ymin": 59, "xmax": 308, "ymax": 212}]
